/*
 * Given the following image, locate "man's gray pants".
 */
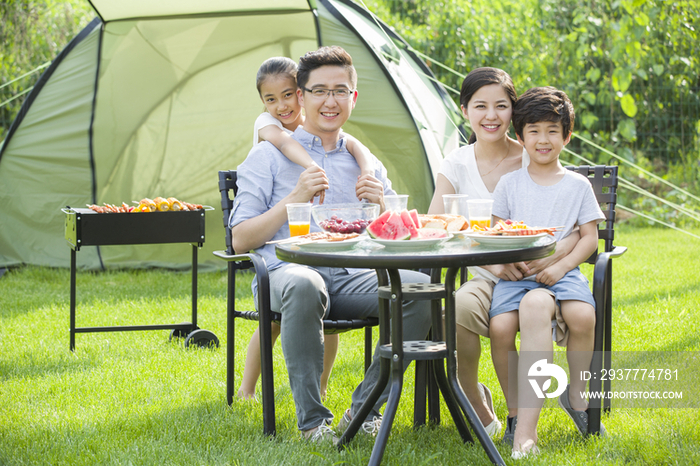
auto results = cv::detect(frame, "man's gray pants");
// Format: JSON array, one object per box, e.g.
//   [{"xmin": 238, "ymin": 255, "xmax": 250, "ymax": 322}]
[{"xmin": 265, "ymin": 264, "xmax": 432, "ymax": 431}]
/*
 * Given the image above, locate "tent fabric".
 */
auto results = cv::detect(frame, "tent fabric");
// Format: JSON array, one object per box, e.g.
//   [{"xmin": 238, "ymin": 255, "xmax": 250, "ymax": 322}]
[{"xmin": 0, "ymin": 0, "xmax": 461, "ymax": 270}]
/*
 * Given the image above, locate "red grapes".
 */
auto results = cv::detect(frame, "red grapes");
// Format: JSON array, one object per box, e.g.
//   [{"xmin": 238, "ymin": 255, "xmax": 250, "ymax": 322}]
[{"xmin": 319, "ymin": 215, "xmax": 371, "ymax": 234}]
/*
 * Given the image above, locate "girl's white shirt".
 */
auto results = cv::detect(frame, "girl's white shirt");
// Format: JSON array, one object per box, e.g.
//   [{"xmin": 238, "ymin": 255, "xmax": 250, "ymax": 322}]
[
  {"xmin": 438, "ymin": 143, "xmax": 530, "ymax": 282},
  {"xmin": 253, "ymin": 112, "xmax": 289, "ymax": 145}
]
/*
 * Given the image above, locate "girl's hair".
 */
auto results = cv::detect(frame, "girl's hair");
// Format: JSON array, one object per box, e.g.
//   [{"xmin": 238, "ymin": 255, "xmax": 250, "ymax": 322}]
[
  {"xmin": 460, "ymin": 67, "xmax": 517, "ymax": 144},
  {"xmin": 256, "ymin": 57, "xmax": 298, "ymax": 94}
]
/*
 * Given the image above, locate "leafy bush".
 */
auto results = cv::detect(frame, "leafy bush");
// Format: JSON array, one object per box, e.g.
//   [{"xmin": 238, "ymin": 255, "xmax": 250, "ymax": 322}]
[
  {"xmin": 0, "ymin": 0, "xmax": 94, "ymax": 142},
  {"xmin": 370, "ymin": 0, "xmax": 699, "ymax": 226}
]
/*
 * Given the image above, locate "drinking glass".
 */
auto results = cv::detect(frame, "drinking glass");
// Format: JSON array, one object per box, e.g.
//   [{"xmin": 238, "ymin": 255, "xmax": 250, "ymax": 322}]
[
  {"xmin": 467, "ymin": 199, "xmax": 494, "ymax": 229},
  {"xmin": 442, "ymin": 194, "xmax": 469, "ymax": 217},
  {"xmin": 384, "ymin": 194, "xmax": 409, "ymax": 212},
  {"xmin": 286, "ymin": 203, "xmax": 312, "ymax": 236}
]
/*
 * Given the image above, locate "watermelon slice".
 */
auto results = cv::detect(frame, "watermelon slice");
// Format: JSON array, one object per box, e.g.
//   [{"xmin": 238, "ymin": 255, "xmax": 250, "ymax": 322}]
[
  {"xmin": 367, "ymin": 210, "xmax": 392, "ymax": 238},
  {"xmin": 381, "ymin": 212, "xmax": 411, "ymax": 240},
  {"xmin": 400, "ymin": 209, "xmax": 419, "ymax": 239},
  {"xmin": 367, "ymin": 211, "xmax": 411, "ymax": 240},
  {"xmin": 408, "ymin": 209, "xmax": 420, "ymax": 229}
]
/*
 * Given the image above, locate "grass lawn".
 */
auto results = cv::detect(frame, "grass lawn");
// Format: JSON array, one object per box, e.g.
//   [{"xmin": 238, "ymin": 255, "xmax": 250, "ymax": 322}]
[{"xmin": 1, "ymin": 226, "xmax": 699, "ymax": 465}]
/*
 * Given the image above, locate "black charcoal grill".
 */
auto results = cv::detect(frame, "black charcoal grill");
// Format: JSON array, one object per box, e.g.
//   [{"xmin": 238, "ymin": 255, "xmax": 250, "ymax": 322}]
[{"xmin": 63, "ymin": 206, "xmax": 218, "ymax": 350}]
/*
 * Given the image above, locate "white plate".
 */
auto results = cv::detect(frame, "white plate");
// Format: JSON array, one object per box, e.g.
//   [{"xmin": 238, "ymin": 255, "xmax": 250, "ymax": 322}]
[
  {"xmin": 465, "ymin": 232, "xmax": 550, "ymax": 248},
  {"xmin": 370, "ymin": 234, "xmax": 452, "ymax": 250},
  {"xmin": 294, "ymin": 236, "xmax": 364, "ymax": 251}
]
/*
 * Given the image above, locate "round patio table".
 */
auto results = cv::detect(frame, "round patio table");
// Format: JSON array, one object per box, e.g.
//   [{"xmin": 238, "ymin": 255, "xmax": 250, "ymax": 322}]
[{"xmin": 276, "ymin": 235, "xmax": 555, "ymax": 466}]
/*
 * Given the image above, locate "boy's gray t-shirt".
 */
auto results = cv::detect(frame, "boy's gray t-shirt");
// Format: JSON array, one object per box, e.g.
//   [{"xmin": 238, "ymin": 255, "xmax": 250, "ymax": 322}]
[{"xmin": 491, "ymin": 168, "xmax": 605, "ymax": 243}]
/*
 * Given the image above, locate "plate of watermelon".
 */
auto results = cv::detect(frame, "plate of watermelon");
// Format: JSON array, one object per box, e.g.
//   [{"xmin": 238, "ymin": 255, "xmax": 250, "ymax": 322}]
[{"xmin": 367, "ymin": 209, "xmax": 452, "ymax": 250}]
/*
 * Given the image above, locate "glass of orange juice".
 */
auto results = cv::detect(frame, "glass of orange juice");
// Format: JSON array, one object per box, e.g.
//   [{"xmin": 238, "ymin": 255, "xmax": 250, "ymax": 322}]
[
  {"xmin": 467, "ymin": 199, "xmax": 494, "ymax": 229},
  {"xmin": 286, "ymin": 203, "xmax": 312, "ymax": 236}
]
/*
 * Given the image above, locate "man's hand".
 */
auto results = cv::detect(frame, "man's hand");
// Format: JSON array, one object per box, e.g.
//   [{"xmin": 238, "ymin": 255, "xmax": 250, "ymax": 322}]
[
  {"xmin": 536, "ymin": 263, "xmax": 567, "ymax": 286},
  {"xmin": 355, "ymin": 173, "xmax": 385, "ymax": 205},
  {"xmin": 485, "ymin": 262, "xmax": 532, "ymax": 281},
  {"xmin": 291, "ymin": 165, "xmax": 329, "ymax": 203}
]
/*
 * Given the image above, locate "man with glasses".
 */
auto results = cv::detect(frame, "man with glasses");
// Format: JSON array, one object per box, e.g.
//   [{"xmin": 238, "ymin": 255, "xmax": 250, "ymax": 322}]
[{"xmin": 230, "ymin": 46, "xmax": 431, "ymax": 444}]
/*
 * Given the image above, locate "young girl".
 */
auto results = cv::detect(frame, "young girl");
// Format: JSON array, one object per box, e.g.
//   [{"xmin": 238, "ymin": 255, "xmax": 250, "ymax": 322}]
[{"xmin": 237, "ymin": 56, "xmax": 374, "ymax": 400}]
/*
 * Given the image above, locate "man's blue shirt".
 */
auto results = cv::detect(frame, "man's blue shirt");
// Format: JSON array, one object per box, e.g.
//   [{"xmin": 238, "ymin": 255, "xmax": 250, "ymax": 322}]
[{"xmin": 229, "ymin": 126, "xmax": 395, "ymax": 271}]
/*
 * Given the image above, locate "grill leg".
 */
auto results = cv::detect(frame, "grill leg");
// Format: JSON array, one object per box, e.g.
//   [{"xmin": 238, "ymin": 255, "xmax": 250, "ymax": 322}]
[
  {"xmin": 191, "ymin": 245, "xmax": 198, "ymax": 328},
  {"xmin": 70, "ymin": 248, "xmax": 77, "ymax": 352}
]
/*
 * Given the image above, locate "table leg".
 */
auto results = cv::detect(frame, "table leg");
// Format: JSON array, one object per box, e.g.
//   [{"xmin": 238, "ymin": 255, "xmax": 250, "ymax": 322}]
[
  {"xmin": 426, "ymin": 296, "xmax": 472, "ymax": 442},
  {"xmin": 337, "ymin": 269, "xmax": 392, "ymax": 448},
  {"xmin": 444, "ymin": 267, "xmax": 505, "ymax": 465},
  {"xmin": 366, "ymin": 268, "xmax": 406, "ymax": 466}
]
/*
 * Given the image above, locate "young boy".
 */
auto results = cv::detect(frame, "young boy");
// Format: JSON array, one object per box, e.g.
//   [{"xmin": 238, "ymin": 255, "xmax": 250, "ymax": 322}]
[{"xmin": 487, "ymin": 87, "xmax": 605, "ymax": 458}]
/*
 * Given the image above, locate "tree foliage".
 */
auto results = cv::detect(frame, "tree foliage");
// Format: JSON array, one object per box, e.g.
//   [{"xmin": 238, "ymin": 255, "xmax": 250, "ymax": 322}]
[
  {"xmin": 368, "ymin": 0, "xmax": 699, "ymax": 193},
  {"xmin": 0, "ymin": 0, "xmax": 94, "ymax": 142}
]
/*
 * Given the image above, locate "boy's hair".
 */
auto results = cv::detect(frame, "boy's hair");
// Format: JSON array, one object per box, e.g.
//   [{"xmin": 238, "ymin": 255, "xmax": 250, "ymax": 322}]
[
  {"xmin": 256, "ymin": 57, "xmax": 298, "ymax": 94},
  {"xmin": 296, "ymin": 46, "xmax": 357, "ymax": 90},
  {"xmin": 512, "ymin": 86, "xmax": 575, "ymax": 139},
  {"xmin": 460, "ymin": 67, "xmax": 517, "ymax": 144}
]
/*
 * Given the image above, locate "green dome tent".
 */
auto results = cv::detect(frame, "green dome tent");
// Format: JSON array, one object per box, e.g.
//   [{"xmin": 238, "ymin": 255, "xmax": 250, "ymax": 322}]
[{"xmin": 0, "ymin": 0, "xmax": 461, "ymax": 270}]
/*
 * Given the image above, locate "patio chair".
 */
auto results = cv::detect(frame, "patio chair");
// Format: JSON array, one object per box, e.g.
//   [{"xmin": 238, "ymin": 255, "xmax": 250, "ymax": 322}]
[
  {"xmin": 213, "ymin": 170, "xmax": 378, "ymax": 436},
  {"xmin": 565, "ymin": 164, "xmax": 627, "ymax": 435}
]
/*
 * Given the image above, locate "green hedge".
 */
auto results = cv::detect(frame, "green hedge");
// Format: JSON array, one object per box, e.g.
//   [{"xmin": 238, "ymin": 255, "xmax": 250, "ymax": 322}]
[{"xmin": 370, "ymin": 0, "xmax": 699, "ymax": 191}]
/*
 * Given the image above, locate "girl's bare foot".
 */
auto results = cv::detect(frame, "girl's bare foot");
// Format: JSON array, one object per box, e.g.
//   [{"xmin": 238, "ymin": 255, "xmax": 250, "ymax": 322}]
[{"xmin": 237, "ymin": 389, "xmax": 257, "ymax": 401}]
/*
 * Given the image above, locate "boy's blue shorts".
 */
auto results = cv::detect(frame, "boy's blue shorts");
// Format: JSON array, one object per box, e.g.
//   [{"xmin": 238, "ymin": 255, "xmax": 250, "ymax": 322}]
[{"xmin": 489, "ymin": 268, "xmax": 595, "ymax": 319}]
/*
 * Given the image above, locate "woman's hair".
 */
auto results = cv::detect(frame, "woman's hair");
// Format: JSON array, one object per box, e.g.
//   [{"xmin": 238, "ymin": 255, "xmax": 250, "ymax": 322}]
[
  {"xmin": 256, "ymin": 57, "xmax": 298, "ymax": 94},
  {"xmin": 512, "ymin": 86, "xmax": 575, "ymax": 140},
  {"xmin": 297, "ymin": 46, "xmax": 356, "ymax": 91},
  {"xmin": 460, "ymin": 67, "xmax": 517, "ymax": 144}
]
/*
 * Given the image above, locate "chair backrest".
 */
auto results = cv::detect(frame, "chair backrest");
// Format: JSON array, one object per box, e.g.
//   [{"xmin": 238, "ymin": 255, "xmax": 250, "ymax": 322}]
[
  {"xmin": 218, "ymin": 170, "xmax": 238, "ymax": 255},
  {"xmin": 565, "ymin": 165, "xmax": 619, "ymax": 261}
]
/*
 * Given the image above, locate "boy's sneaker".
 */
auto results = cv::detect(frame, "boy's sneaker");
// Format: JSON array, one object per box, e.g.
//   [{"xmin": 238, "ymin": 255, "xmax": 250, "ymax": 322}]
[
  {"xmin": 558, "ymin": 385, "xmax": 607, "ymax": 437},
  {"xmin": 336, "ymin": 408, "xmax": 382, "ymax": 436},
  {"xmin": 502, "ymin": 415, "xmax": 517, "ymax": 446},
  {"xmin": 303, "ymin": 421, "xmax": 339, "ymax": 445}
]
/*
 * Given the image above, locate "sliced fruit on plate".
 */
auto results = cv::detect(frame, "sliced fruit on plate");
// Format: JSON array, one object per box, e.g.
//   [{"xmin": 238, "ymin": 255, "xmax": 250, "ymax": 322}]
[
  {"xmin": 367, "ymin": 210, "xmax": 410, "ymax": 240},
  {"xmin": 400, "ymin": 209, "xmax": 420, "ymax": 239},
  {"xmin": 368, "ymin": 209, "xmax": 451, "ymax": 241},
  {"xmin": 366, "ymin": 210, "xmax": 392, "ymax": 238}
]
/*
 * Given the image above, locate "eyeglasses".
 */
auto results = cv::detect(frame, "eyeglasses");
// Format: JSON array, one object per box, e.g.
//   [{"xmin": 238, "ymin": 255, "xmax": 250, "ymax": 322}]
[{"xmin": 301, "ymin": 87, "xmax": 355, "ymax": 100}]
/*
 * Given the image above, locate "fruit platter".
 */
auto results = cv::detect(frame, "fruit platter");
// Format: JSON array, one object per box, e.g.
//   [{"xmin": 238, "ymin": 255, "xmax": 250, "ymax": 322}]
[{"xmin": 365, "ymin": 209, "xmax": 462, "ymax": 250}]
